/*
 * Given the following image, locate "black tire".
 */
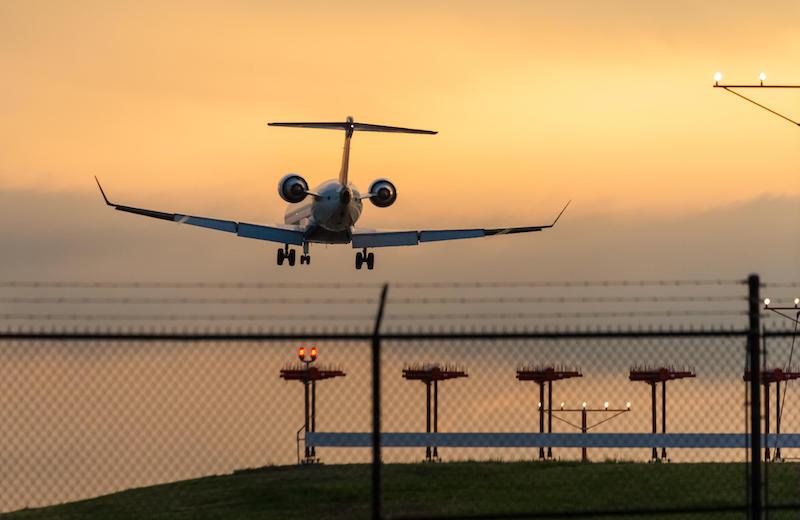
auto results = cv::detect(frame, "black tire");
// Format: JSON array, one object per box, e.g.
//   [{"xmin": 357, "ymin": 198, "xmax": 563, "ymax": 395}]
[
  {"xmin": 355, "ymin": 252, "xmax": 363, "ymax": 270},
  {"xmin": 277, "ymin": 248, "xmax": 285, "ymax": 266},
  {"xmin": 306, "ymin": 255, "xmax": 311, "ymax": 265},
  {"xmin": 366, "ymin": 252, "xmax": 375, "ymax": 270},
  {"xmin": 288, "ymin": 249, "xmax": 296, "ymax": 266}
]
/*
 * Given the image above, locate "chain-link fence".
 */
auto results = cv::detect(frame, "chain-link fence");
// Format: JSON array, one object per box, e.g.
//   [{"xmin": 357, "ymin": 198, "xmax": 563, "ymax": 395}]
[{"xmin": 1, "ymin": 275, "xmax": 799, "ymax": 518}]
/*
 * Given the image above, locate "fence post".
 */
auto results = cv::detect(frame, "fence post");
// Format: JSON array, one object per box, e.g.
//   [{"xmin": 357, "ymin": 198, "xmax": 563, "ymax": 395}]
[
  {"xmin": 747, "ymin": 274, "xmax": 761, "ymax": 519},
  {"xmin": 304, "ymin": 380, "xmax": 310, "ymax": 460},
  {"xmin": 372, "ymin": 284, "xmax": 389, "ymax": 520}
]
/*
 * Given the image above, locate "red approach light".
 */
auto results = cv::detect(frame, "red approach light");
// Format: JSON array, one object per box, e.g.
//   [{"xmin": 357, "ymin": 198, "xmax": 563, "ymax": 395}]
[
  {"xmin": 310, "ymin": 347, "xmax": 318, "ymax": 361},
  {"xmin": 298, "ymin": 347, "xmax": 306, "ymax": 361}
]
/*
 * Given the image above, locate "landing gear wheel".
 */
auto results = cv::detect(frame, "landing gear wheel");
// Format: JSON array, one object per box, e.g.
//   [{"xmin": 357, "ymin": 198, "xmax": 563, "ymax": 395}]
[
  {"xmin": 366, "ymin": 252, "xmax": 375, "ymax": 270},
  {"xmin": 287, "ymin": 249, "xmax": 296, "ymax": 266},
  {"xmin": 355, "ymin": 252, "xmax": 364, "ymax": 270},
  {"xmin": 300, "ymin": 254, "xmax": 311, "ymax": 265},
  {"xmin": 277, "ymin": 248, "xmax": 285, "ymax": 266}
]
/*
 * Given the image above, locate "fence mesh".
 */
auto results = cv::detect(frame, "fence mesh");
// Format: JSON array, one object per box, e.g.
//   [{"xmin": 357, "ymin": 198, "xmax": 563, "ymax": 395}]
[{"xmin": 1, "ymin": 277, "xmax": 799, "ymax": 518}]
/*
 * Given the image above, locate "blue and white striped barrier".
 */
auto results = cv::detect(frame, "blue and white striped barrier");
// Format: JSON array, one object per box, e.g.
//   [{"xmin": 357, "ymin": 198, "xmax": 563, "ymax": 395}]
[{"xmin": 306, "ymin": 432, "xmax": 800, "ymax": 448}]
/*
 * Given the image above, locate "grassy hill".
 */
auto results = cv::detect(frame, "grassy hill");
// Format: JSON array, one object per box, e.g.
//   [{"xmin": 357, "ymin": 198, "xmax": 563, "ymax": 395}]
[{"xmin": 6, "ymin": 461, "xmax": 799, "ymax": 519}]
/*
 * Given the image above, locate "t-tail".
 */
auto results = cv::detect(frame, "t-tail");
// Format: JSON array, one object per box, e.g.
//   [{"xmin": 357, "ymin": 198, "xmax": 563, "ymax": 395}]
[{"xmin": 268, "ymin": 116, "xmax": 437, "ymax": 186}]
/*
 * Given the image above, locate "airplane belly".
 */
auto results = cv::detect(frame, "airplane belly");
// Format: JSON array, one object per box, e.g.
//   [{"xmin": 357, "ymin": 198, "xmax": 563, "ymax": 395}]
[{"xmin": 314, "ymin": 198, "xmax": 362, "ymax": 232}]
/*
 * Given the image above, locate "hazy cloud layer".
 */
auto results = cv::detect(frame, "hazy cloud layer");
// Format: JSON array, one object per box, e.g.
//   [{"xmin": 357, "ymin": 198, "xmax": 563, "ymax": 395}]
[{"xmin": 0, "ymin": 189, "xmax": 796, "ymax": 284}]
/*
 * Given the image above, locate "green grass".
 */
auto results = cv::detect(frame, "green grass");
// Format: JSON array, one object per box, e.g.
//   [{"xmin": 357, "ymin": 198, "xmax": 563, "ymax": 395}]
[{"xmin": 5, "ymin": 461, "xmax": 799, "ymax": 519}]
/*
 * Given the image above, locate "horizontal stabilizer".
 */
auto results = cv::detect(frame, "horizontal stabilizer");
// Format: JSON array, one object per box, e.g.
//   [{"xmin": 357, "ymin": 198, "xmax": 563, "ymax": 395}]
[{"xmin": 268, "ymin": 120, "xmax": 437, "ymax": 135}]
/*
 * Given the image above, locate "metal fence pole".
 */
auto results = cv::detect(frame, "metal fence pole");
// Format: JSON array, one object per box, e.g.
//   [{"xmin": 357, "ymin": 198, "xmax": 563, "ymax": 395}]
[
  {"xmin": 651, "ymin": 382, "xmax": 657, "ymax": 461},
  {"xmin": 372, "ymin": 284, "xmax": 389, "ymax": 520},
  {"xmin": 538, "ymin": 382, "xmax": 545, "ymax": 459},
  {"xmin": 304, "ymin": 380, "xmax": 310, "ymax": 460},
  {"xmin": 426, "ymin": 382, "xmax": 432, "ymax": 461},
  {"xmin": 661, "ymin": 381, "xmax": 667, "ymax": 460},
  {"xmin": 433, "ymin": 379, "xmax": 439, "ymax": 459},
  {"xmin": 311, "ymin": 379, "xmax": 317, "ymax": 459},
  {"xmin": 748, "ymin": 274, "xmax": 762, "ymax": 519},
  {"xmin": 547, "ymin": 380, "xmax": 553, "ymax": 459}
]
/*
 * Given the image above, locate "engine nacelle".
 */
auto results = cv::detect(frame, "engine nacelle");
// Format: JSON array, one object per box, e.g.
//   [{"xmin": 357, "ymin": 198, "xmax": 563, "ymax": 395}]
[
  {"xmin": 368, "ymin": 179, "xmax": 397, "ymax": 208},
  {"xmin": 278, "ymin": 174, "xmax": 309, "ymax": 203}
]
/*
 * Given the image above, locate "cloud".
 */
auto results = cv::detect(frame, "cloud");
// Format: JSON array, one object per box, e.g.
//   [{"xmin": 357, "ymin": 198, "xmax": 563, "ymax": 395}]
[{"xmin": 0, "ymin": 188, "xmax": 795, "ymax": 283}]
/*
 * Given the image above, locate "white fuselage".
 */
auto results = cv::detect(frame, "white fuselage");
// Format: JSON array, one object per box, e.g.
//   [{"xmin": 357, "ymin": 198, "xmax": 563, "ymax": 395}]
[{"xmin": 284, "ymin": 180, "xmax": 363, "ymax": 233}]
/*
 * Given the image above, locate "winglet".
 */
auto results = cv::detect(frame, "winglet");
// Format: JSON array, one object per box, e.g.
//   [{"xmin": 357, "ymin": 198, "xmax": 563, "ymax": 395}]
[
  {"xmin": 94, "ymin": 176, "xmax": 113, "ymax": 206},
  {"xmin": 550, "ymin": 200, "xmax": 571, "ymax": 227}
]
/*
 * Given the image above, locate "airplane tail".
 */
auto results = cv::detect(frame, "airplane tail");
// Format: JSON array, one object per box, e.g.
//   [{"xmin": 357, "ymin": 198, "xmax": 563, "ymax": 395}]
[{"xmin": 268, "ymin": 116, "xmax": 436, "ymax": 185}]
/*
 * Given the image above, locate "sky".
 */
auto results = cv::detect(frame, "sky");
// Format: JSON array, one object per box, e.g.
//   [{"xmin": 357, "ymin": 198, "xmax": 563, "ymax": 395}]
[
  {"xmin": 2, "ymin": 3, "xmax": 800, "ymax": 511},
  {"xmin": 0, "ymin": 0, "xmax": 798, "ymax": 283}
]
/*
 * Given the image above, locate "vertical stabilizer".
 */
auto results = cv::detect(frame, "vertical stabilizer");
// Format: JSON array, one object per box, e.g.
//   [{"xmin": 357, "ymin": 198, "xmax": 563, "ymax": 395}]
[{"xmin": 339, "ymin": 116, "xmax": 354, "ymax": 185}]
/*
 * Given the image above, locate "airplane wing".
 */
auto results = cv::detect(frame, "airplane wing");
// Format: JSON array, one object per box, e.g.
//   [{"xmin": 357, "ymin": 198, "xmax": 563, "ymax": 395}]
[
  {"xmin": 351, "ymin": 201, "xmax": 570, "ymax": 249},
  {"xmin": 94, "ymin": 178, "xmax": 304, "ymax": 245}
]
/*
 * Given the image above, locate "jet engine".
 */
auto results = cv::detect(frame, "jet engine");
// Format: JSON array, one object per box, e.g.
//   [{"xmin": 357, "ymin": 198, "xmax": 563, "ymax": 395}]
[
  {"xmin": 368, "ymin": 179, "xmax": 397, "ymax": 208},
  {"xmin": 278, "ymin": 174, "xmax": 309, "ymax": 203}
]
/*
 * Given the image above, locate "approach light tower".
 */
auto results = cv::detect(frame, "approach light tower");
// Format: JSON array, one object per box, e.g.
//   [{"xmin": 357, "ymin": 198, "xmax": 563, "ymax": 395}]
[
  {"xmin": 713, "ymin": 72, "xmax": 800, "ymax": 127},
  {"xmin": 280, "ymin": 347, "xmax": 345, "ymax": 464},
  {"xmin": 402, "ymin": 363, "xmax": 468, "ymax": 462},
  {"xmin": 744, "ymin": 368, "xmax": 800, "ymax": 461},
  {"xmin": 516, "ymin": 365, "xmax": 582, "ymax": 459},
  {"xmin": 629, "ymin": 366, "xmax": 696, "ymax": 462},
  {"xmin": 760, "ymin": 298, "xmax": 800, "ymax": 461},
  {"xmin": 553, "ymin": 401, "xmax": 632, "ymax": 462}
]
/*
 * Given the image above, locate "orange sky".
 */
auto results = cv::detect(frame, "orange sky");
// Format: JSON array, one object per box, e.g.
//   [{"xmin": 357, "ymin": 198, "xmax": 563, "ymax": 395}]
[
  {"xmin": 1, "ymin": 0, "xmax": 798, "ymax": 225},
  {"xmin": 1, "ymin": 6, "xmax": 800, "ymax": 509}
]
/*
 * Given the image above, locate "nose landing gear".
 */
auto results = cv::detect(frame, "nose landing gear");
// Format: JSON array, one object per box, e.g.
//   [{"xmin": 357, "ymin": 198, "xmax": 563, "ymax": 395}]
[{"xmin": 355, "ymin": 249, "xmax": 375, "ymax": 270}]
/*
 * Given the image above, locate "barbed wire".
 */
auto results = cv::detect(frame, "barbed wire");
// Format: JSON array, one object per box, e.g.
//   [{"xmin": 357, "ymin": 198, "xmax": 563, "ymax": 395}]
[
  {"xmin": 396, "ymin": 279, "xmax": 745, "ymax": 288},
  {"xmin": 0, "ymin": 281, "xmax": 382, "ymax": 290},
  {"xmin": 764, "ymin": 282, "xmax": 800, "ymax": 288},
  {"xmin": 0, "ymin": 295, "xmax": 747, "ymax": 305},
  {"xmin": 0, "ymin": 296, "xmax": 379, "ymax": 305},
  {"xmin": 4, "ymin": 327, "xmax": 798, "ymax": 339},
  {"xmin": 389, "ymin": 296, "xmax": 746, "ymax": 304},
  {"xmin": 0, "ymin": 279, "xmax": 747, "ymax": 289},
  {"xmin": 0, "ymin": 309, "xmax": 747, "ymax": 322}
]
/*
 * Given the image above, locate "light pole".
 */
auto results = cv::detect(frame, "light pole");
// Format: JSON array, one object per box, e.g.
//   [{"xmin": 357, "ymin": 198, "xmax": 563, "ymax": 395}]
[
  {"xmin": 281, "ymin": 346, "xmax": 345, "ymax": 464},
  {"xmin": 629, "ymin": 366, "xmax": 696, "ymax": 462},
  {"xmin": 298, "ymin": 346, "xmax": 319, "ymax": 459},
  {"xmin": 402, "ymin": 363, "xmax": 468, "ymax": 462},
  {"xmin": 517, "ymin": 365, "xmax": 582, "ymax": 460},
  {"xmin": 763, "ymin": 297, "xmax": 800, "ymax": 462}
]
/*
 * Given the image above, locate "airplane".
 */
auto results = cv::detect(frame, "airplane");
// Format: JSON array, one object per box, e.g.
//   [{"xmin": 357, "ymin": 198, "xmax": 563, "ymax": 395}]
[{"xmin": 95, "ymin": 117, "xmax": 569, "ymax": 270}]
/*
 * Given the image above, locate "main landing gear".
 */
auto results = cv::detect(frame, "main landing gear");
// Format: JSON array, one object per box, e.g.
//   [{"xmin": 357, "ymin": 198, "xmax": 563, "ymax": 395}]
[
  {"xmin": 355, "ymin": 249, "xmax": 375, "ymax": 270},
  {"xmin": 277, "ymin": 244, "xmax": 311, "ymax": 266}
]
